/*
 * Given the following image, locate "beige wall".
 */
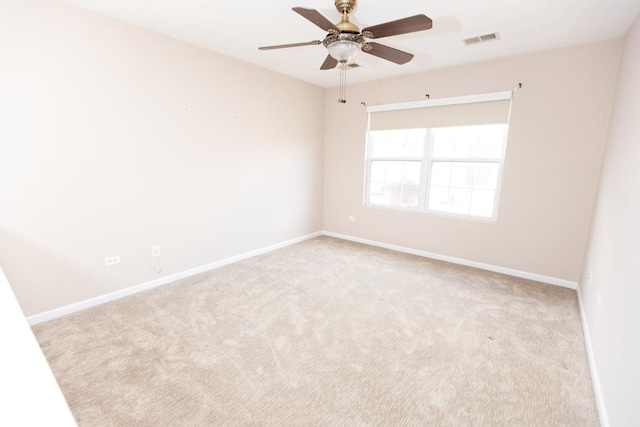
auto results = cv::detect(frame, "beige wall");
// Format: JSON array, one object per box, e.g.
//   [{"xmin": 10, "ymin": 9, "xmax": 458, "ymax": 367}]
[
  {"xmin": 323, "ymin": 39, "xmax": 622, "ymax": 283},
  {"xmin": 0, "ymin": 0, "xmax": 325, "ymax": 316},
  {"xmin": 579, "ymin": 13, "xmax": 640, "ymax": 427}
]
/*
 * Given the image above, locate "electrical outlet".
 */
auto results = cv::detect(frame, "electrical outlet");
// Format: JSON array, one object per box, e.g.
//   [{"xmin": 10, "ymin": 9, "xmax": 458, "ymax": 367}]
[
  {"xmin": 151, "ymin": 244, "xmax": 160, "ymax": 258},
  {"xmin": 348, "ymin": 216, "xmax": 356, "ymax": 222},
  {"xmin": 105, "ymin": 256, "xmax": 120, "ymax": 266}
]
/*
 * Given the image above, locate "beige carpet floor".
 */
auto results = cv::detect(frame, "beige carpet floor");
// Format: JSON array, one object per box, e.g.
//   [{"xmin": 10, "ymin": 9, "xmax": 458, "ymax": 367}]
[{"xmin": 33, "ymin": 236, "xmax": 599, "ymax": 426}]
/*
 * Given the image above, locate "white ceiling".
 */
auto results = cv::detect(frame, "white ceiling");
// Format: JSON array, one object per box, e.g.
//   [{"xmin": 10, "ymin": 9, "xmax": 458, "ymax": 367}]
[{"xmin": 59, "ymin": 0, "xmax": 640, "ymax": 88}]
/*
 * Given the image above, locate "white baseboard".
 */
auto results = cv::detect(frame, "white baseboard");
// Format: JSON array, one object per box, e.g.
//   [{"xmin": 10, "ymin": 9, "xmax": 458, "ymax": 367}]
[
  {"xmin": 27, "ymin": 231, "xmax": 323, "ymax": 326},
  {"xmin": 322, "ymin": 231, "xmax": 577, "ymax": 290},
  {"xmin": 28, "ymin": 229, "xmax": 576, "ymax": 326},
  {"xmin": 576, "ymin": 286, "xmax": 609, "ymax": 427}
]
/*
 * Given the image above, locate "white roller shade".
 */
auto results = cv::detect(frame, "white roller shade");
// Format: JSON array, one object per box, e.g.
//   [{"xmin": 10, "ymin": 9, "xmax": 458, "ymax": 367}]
[{"xmin": 368, "ymin": 93, "xmax": 512, "ymax": 131}]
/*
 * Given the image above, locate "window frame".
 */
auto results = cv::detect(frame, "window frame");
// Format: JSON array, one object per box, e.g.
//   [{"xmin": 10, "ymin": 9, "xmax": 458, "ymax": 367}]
[{"xmin": 364, "ymin": 123, "xmax": 509, "ymax": 222}]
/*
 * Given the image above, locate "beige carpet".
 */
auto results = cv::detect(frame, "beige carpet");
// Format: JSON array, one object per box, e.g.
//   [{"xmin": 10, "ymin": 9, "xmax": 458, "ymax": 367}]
[{"xmin": 33, "ymin": 236, "xmax": 599, "ymax": 426}]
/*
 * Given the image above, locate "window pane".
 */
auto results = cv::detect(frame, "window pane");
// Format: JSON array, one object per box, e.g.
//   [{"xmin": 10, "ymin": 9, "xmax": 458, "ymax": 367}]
[
  {"xmin": 405, "ymin": 138, "xmax": 424, "ymax": 158},
  {"xmin": 369, "ymin": 129, "xmax": 425, "ymax": 158},
  {"xmin": 404, "ymin": 161, "xmax": 422, "ymax": 183},
  {"xmin": 454, "ymin": 127, "xmax": 480, "ymax": 158},
  {"xmin": 400, "ymin": 184, "xmax": 419, "ymax": 207},
  {"xmin": 473, "ymin": 163, "xmax": 499, "ymax": 189},
  {"xmin": 477, "ymin": 125, "xmax": 507, "ymax": 158},
  {"xmin": 428, "ymin": 186, "xmax": 449, "ymax": 212},
  {"xmin": 432, "ymin": 128, "xmax": 456, "ymax": 158},
  {"xmin": 428, "ymin": 161, "xmax": 498, "ymax": 217},
  {"xmin": 370, "ymin": 161, "xmax": 386, "ymax": 182},
  {"xmin": 370, "ymin": 133, "xmax": 389, "ymax": 157},
  {"xmin": 432, "ymin": 124, "xmax": 507, "ymax": 160},
  {"xmin": 450, "ymin": 163, "xmax": 474, "ymax": 188},
  {"xmin": 430, "ymin": 162, "xmax": 451, "ymax": 186},
  {"xmin": 368, "ymin": 160, "xmax": 421, "ymax": 208},
  {"xmin": 470, "ymin": 189, "xmax": 496, "ymax": 217},
  {"xmin": 369, "ymin": 182, "xmax": 385, "ymax": 205},
  {"xmin": 386, "ymin": 161, "xmax": 403, "ymax": 182},
  {"xmin": 448, "ymin": 188, "xmax": 472, "ymax": 214}
]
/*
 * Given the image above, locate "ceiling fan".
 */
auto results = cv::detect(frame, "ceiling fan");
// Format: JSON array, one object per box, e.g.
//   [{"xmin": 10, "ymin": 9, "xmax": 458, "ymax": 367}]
[{"xmin": 258, "ymin": 0, "xmax": 433, "ymax": 70}]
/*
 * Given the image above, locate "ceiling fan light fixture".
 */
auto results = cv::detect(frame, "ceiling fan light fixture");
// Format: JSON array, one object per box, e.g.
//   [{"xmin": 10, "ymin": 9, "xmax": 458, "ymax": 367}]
[
  {"xmin": 327, "ymin": 40, "xmax": 361, "ymax": 63},
  {"xmin": 323, "ymin": 33, "xmax": 364, "ymax": 63}
]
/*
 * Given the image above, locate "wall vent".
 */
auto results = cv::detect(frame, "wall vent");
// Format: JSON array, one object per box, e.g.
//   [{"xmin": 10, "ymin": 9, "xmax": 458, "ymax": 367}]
[{"xmin": 463, "ymin": 32, "xmax": 500, "ymax": 46}]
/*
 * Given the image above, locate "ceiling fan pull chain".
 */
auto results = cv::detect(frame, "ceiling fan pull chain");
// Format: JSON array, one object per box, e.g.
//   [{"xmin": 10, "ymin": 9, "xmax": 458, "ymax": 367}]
[{"xmin": 339, "ymin": 63, "xmax": 347, "ymax": 103}]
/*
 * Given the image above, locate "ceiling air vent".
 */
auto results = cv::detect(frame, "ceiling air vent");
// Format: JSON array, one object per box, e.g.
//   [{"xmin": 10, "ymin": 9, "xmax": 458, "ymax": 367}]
[{"xmin": 463, "ymin": 32, "xmax": 500, "ymax": 46}]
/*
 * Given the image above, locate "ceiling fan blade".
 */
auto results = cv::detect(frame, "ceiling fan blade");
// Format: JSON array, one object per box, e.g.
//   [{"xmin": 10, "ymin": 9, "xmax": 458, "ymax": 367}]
[
  {"xmin": 259, "ymin": 40, "xmax": 322, "ymax": 50},
  {"xmin": 292, "ymin": 7, "xmax": 339, "ymax": 33},
  {"xmin": 364, "ymin": 42, "xmax": 414, "ymax": 64},
  {"xmin": 362, "ymin": 15, "xmax": 432, "ymax": 39},
  {"xmin": 320, "ymin": 55, "xmax": 338, "ymax": 70}
]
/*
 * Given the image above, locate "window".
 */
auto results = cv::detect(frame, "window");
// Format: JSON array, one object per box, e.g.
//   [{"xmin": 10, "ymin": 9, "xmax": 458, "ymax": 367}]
[{"xmin": 365, "ymin": 94, "xmax": 511, "ymax": 220}]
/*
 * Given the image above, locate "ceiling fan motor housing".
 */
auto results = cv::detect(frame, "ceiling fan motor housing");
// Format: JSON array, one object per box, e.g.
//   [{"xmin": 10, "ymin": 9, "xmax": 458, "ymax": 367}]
[{"xmin": 334, "ymin": 0, "xmax": 356, "ymax": 14}]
